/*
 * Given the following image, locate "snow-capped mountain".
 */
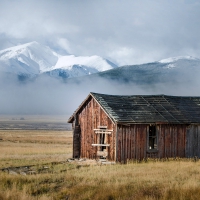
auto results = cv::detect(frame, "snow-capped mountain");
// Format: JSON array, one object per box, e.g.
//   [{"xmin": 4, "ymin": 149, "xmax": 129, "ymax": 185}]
[
  {"xmin": 0, "ymin": 41, "xmax": 59, "ymax": 76},
  {"xmin": 89, "ymin": 55, "xmax": 200, "ymax": 85},
  {"xmin": 0, "ymin": 42, "xmax": 118, "ymax": 79},
  {"xmin": 45, "ymin": 55, "xmax": 117, "ymax": 79},
  {"xmin": 0, "ymin": 41, "xmax": 199, "ymax": 86}
]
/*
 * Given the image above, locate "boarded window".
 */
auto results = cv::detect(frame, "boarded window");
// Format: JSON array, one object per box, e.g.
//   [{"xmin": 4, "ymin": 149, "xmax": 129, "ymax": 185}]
[{"xmin": 92, "ymin": 126, "xmax": 112, "ymax": 159}]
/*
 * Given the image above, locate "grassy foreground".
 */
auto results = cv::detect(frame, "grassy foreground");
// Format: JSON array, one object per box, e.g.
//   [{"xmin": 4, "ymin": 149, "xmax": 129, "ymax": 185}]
[{"xmin": 1, "ymin": 130, "xmax": 200, "ymax": 200}]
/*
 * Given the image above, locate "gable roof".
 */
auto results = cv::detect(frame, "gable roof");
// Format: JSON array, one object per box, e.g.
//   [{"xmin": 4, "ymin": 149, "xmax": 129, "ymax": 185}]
[{"xmin": 68, "ymin": 92, "xmax": 200, "ymax": 124}]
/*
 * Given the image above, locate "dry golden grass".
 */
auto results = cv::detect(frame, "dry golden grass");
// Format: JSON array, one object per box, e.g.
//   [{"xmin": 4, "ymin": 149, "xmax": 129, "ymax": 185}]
[
  {"xmin": 0, "ymin": 130, "xmax": 72, "ymax": 168},
  {"xmin": 1, "ymin": 130, "xmax": 200, "ymax": 200}
]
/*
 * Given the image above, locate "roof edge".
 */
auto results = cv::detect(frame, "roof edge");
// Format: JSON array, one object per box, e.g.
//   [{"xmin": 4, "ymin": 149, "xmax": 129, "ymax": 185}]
[
  {"xmin": 68, "ymin": 92, "xmax": 116, "ymax": 124},
  {"xmin": 90, "ymin": 93, "xmax": 116, "ymax": 124},
  {"xmin": 67, "ymin": 93, "xmax": 93, "ymax": 123}
]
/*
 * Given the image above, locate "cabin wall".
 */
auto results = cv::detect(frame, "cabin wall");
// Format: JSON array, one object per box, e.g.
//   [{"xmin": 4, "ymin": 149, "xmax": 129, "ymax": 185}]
[
  {"xmin": 117, "ymin": 124, "xmax": 187, "ymax": 163},
  {"xmin": 157, "ymin": 124, "xmax": 186, "ymax": 158},
  {"xmin": 117, "ymin": 124, "xmax": 147, "ymax": 163},
  {"xmin": 77, "ymin": 98, "xmax": 116, "ymax": 160},
  {"xmin": 186, "ymin": 125, "xmax": 200, "ymax": 158}
]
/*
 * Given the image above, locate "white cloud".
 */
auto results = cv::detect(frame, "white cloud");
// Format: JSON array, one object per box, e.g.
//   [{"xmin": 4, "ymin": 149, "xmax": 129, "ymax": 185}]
[
  {"xmin": 56, "ymin": 38, "xmax": 71, "ymax": 54},
  {"xmin": 0, "ymin": 0, "xmax": 200, "ymax": 65}
]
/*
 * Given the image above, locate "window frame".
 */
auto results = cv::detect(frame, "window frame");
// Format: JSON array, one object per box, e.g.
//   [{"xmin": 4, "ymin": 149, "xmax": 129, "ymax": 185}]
[{"xmin": 147, "ymin": 125, "xmax": 158, "ymax": 152}]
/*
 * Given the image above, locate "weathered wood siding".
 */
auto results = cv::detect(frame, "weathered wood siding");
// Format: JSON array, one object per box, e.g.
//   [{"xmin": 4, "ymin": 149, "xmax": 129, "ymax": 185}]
[
  {"xmin": 157, "ymin": 124, "xmax": 186, "ymax": 158},
  {"xmin": 117, "ymin": 124, "xmax": 187, "ymax": 163},
  {"xmin": 77, "ymin": 97, "xmax": 116, "ymax": 160},
  {"xmin": 117, "ymin": 124, "xmax": 147, "ymax": 163},
  {"xmin": 186, "ymin": 125, "xmax": 200, "ymax": 158}
]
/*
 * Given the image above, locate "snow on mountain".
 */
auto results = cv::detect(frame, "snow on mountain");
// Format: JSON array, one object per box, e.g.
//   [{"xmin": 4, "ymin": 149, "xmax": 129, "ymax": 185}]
[
  {"xmin": 52, "ymin": 55, "xmax": 116, "ymax": 71},
  {"xmin": 0, "ymin": 42, "xmax": 59, "ymax": 76},
  {"xmin": 44, "ymin": 55, "xmax": 118, "ymax": 78},
  {"xmin": 0, "ymin": 42, "xmax": 118, "ymax": 79},
  {"xmin": 93, "ymin": 55, "xmax": 200, "ymax": 85},
  {"xmin": 158, "ymin": 56, "xmax": 199, "ymax": 63},
  {"xmin": 0, "ymin": 41, "xmax": 198, "ymax": 84}
]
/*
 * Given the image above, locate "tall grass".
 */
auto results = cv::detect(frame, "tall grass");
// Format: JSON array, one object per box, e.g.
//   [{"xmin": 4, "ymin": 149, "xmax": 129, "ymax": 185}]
[
  {"xmin": 0, "ymin": 130, "xmax": 72, "ymax": 168},
  {"xmin": 1, "ymin": 160, "xmax": 200, "ymax": 199},
  {"xmin": 1, "ymin": 130, "xmax": 200, "ymax": 199}
]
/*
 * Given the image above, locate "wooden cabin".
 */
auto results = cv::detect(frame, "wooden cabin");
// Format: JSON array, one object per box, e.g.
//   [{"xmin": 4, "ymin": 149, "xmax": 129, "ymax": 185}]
[{"xmin": 68, "ymin": 93, "xmax": 200, "ymax": 163}]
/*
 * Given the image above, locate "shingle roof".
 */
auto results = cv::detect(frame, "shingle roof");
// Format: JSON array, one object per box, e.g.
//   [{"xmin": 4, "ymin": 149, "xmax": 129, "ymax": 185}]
[{"xmin": 90, "ymin": 93, "xmax": 200, "ymax": 124}]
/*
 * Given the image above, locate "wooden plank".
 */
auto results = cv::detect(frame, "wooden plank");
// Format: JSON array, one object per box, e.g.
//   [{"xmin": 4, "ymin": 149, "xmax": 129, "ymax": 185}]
[
  {"xmin": 190, "ymin": 125, "xmax": 194, "ymax": 157},
  {"xmin": 122, "ymin": 126, "xmax": 125, "ymax": 163},
  {"xmin": 194, "ymin": 125, "xmax": 198, "ymax": 157},
  {"xmin": 174, "ymin": 125, "xmax": 177, "ymax": 157},
  {"xmin": 143, "ymin": 125, "xmax": 147, "ymax": 159},
  {"xmin": 118, "ymin": 126, "xmax": 122, "ymax": 162},
  {"xmin": 180, "ymin": 125, "xmax": 185, "ymax": 157},
  {"xmin": 186, "ymin": 125, "xmax": 193, "ymax": 157},
  {"xmin": 165, "ymin": 125, "xmax": 170, "ymax": 158},
  {"xmin": 172, "ymin": 125, "xmax": 175, "ymax": 157},
  {"xmin": 132, "ymin": 125, "xmax": 136, "ymax": 159},
  {"xmin": 177, "ymin": 125, "xmax": 180, "ymax": 157},
  {"xmin": 159, "ymin": 125, "xmax": 165, "ymax": 158},
  {"xmin": 92, "ymin": 144, "xmax": 110, "ymax": 147},
  {"xmin": 94, "ymin": 131, "xmax": 112, "ymax": 134},
  {"xmin": 183, "ymin": 125, "xmax": 186, "ymax": 157},
  {"xmin": 186, "ymin": 126, "xmax": 190, "ymax": 157},
  {"xmin": 169, "ymin": 125, "xmax": 172, "ymax": 157},
  {"xmin": 140, "ymin": 125, "xmax": 144, "ymax": 160},
  {"xmin": 97, "ymin": 151, "xmax": 108, "ymax": 157},
  {"xmin": 179, "ymin": 125, "xmax": 184, "ymax": 157},
  {"xmin": 128, "ymin": 127, "xmax": 132, "ymax": 160},
  {"xmin": 120, "ymin": 126, "xmax": 123, "ymax": 162},
  {"xmin": 136, "ymin": 125, "xmax": 140, "ymax": 160},
  {"xmin": 124, "ymin": 127, "xmax": 127, "ymax": 163},
  {"xmin": 146, "ymin": 125, "xmax": 149, "ymax": 158},
  {"xmin": 134, "ymin": 125, "xmax": 137, "ymax": 160}
]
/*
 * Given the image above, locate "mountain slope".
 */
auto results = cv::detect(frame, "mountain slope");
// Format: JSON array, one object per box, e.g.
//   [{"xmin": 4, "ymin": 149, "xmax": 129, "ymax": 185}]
[
  {"xmin": 0, "ymin": 41, "xmax": 59, "ymax": 76},
  {"xmin": 44, "ymin": 55, "xmax": 117, "ymax": 79},
  {"xmin": 0, "ymin": 42, "xmax": 118, "ymax": 79},
  {"xmin": 91, "ymin": 56, "xmax": 200, "ymax": 85}
]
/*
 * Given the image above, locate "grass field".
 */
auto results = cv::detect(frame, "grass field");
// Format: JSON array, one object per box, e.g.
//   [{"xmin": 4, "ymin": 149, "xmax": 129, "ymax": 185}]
[
  {"xmin": 1, "ymin": 130, "xmax": 200, "ymax": 200},
  {"xmin": 0, "ymin": 130, "xmax": 72, "ymax": 169}
]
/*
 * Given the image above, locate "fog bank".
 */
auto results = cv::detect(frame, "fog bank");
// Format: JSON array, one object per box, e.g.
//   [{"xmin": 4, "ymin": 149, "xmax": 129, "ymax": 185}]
[{"xmin": 0, "ymin": 74, "xmax": 200, "ymax": 115}]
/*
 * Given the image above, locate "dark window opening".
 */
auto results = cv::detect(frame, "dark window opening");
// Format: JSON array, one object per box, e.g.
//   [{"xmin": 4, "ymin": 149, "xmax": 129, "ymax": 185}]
[
  {"xmin": 99, "ymin": 127, "xmax": 106, "ymax": 151},
  {"xmin": 99, "ymin": 134, "xmax": 106, "ymax": 151},
  {"xmin": 149, "ymin": 125, "xmax": 157, "ymax": 150}
]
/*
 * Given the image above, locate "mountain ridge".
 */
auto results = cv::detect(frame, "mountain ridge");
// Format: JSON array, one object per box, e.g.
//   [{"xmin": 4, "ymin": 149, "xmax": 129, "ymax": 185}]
[
  {"xmin": 0, "ymin": 41, "xmax": 118, "ymax": 79},
  {"xmin": 82, "ymin": 55, "xmax": 200, "ymax": 86},
  {"xmin": 0, "ymin": 41, "xmax": 200, "ymax": 85}
]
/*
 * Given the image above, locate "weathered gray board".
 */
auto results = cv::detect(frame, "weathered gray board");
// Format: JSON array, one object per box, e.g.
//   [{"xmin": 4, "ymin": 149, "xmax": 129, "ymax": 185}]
[{"xmin": 186, "ymin": 125, "xmax": 200, "ymax": 158}]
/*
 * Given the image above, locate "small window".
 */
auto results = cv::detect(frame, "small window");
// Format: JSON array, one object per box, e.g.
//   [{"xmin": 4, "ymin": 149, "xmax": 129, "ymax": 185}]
[
  {"xmin": 99, "ymin": 126, "xmax": 107, "ymax": 151},
  {"xmin": 148, "ymin": 125, "xmax": 157, "ymax": 150}
]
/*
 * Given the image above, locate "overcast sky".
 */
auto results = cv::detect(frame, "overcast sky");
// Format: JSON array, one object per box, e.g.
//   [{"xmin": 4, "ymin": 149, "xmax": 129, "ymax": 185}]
[{"xmin": 0, "ymin": 0, "xmax": 200, "ymax": 66}]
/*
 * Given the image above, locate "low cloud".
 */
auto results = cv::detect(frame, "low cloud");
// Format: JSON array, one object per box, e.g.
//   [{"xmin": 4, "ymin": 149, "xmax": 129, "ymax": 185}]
[{"xmin": 0, "ymin": 70, "xmax": 200, "ymax": 116}]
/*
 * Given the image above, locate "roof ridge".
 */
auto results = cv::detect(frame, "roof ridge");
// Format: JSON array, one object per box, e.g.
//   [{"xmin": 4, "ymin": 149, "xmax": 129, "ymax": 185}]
[{"xmin": 90, "ymin": 92, "xmax": 200, "ymax": 98}]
